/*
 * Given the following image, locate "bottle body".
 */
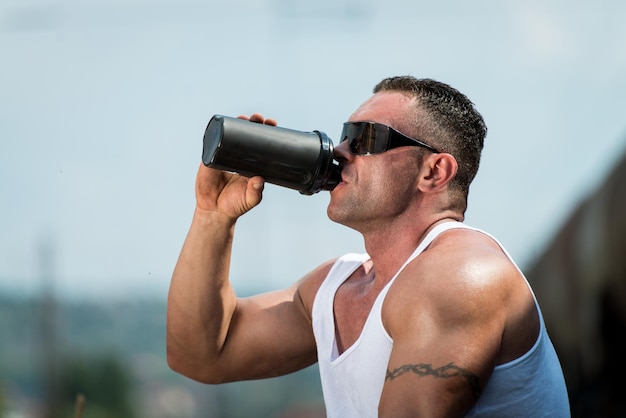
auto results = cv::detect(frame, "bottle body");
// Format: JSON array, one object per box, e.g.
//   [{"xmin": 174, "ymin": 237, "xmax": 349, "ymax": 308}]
[{"xmin": 202, "ymin": 115, "xmax": 341, "ymax": 195}]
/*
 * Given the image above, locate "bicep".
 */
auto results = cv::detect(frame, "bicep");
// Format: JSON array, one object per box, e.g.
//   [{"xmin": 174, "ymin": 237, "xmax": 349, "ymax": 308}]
[
  {"xmin": 212, "ymin": 285, "xmax": 317, "ymax": 381},
  {"xmin": 212, "ymin": 260, "xmax": 334, "ymax": 382},
  {"xmin": 379, "ymin": 293, "xmax": 505, "ymax": 417}
]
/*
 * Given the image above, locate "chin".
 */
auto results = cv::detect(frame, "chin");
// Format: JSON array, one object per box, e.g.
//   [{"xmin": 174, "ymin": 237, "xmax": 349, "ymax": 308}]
[
  {"xmin": 327, "ymin": 202, "xmax": 352, "ymax": 228},
  {"xmin": 326, "ymin": 203, "xmax": 342, "ymax": 224}
]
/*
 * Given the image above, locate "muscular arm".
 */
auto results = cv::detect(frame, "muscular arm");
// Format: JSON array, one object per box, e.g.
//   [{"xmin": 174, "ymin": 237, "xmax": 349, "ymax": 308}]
[
  {"xmin": 379, "ymin": 230, "xmax": 538, "ymax": 417},
  {"xmin": 167, "ymin": 115, "xmax": 327, "ymax": 383},
  {"xmin": 380, "ymin": 298, "xmax": 501, "ymax": 418},
  {"xmin": 166, "ymin": 172, "xmax": 330, "ymax": 383}
]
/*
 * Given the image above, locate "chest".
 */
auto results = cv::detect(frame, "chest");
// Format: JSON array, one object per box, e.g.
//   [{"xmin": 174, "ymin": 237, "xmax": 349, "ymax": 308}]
[{"xmin": 333, "ymin": 276, "xmax": 386, "ymax": 354}]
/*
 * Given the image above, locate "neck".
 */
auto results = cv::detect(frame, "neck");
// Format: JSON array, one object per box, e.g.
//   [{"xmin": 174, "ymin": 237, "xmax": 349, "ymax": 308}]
[{"xmin": 361, "ymin": 215, "xmax": 460, "ymax": 284}]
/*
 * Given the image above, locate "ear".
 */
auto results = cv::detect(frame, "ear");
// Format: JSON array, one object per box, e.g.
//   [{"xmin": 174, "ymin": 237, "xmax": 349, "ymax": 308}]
[{"xmin": 417, "ymin": 153, "xmax": 458, "ymax": 192}]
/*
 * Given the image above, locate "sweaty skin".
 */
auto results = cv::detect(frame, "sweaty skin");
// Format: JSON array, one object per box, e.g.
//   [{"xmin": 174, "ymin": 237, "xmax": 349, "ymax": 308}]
[{"xmin": 167, "ymin": 96, "xmax": 540, "ymax": 417}]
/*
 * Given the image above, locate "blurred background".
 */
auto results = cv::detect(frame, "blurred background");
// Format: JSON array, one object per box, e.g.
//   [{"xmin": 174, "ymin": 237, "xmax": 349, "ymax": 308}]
[{"xmin": 1, "ymin": 0, "xmax": 625, "ymax": 416}]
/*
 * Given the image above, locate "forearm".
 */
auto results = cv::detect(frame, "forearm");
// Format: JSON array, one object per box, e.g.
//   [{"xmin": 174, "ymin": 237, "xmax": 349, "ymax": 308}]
[{"xmin": 166, "ymin": 207, "xmax": 239, "ymax": 381}]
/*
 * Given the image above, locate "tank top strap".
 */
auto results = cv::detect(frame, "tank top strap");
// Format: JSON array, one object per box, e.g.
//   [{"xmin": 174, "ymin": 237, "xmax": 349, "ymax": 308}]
[
  {"xmin": 397, "ymin": 221, "xmax": 467, "ymax": 276},
  {"xmin": 378, "ymin": 221, "xmax": 468, "ymax": 297}
]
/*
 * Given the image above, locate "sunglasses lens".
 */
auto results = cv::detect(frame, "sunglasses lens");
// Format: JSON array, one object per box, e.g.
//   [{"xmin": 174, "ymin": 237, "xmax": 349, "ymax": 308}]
[
  {"xmin": 341, "ymin": 122, "xmax": 388, "ymax": 155},
  {"xmin": 341, "ymin": 122, "xmax": 439, "ymax": 156}
]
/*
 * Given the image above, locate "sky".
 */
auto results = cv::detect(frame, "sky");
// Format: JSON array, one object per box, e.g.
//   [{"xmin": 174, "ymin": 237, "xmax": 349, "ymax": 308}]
[{"xmin": 1, "ymin": 0, "xmax": 625, "ymax": 300}]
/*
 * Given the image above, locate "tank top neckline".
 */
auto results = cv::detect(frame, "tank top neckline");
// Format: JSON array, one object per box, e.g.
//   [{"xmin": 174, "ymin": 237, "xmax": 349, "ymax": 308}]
[{"xmin": 331, "ymin": 221, "xmax": 466, "ymax": 361}]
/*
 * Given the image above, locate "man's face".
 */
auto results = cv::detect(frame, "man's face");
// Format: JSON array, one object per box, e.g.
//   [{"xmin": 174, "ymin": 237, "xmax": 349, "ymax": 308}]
[{"xmin": 327, "ymin": 92, "xmax": 423, "ymax": 232}]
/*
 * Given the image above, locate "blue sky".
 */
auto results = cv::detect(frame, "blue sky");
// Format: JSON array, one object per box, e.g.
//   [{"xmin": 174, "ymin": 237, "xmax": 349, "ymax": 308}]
[{"xmin": 1, "ymin": 0, "xmax": 625, "ymax": 299}]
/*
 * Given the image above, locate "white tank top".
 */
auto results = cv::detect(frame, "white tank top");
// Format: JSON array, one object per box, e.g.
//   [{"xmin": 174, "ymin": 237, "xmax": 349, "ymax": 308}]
[{"xmin": 311, "ymin": 222, "xmax": 570, "ymax": 417}]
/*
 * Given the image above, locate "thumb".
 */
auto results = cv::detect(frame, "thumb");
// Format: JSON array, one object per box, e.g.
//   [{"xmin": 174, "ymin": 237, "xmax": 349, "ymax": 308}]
[{"xmin": 245, "ymin": 176, "xmax": 265, "ymax": 208}]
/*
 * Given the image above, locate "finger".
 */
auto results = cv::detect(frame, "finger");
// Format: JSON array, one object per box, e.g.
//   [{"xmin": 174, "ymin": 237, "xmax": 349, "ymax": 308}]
[
  {"xmin": 248, "ymin": 113, "xmax": 265, "ymax": 123},
  {"xmin": 238, "ymin": 113, "xmax": 277, "ymax": 126}
]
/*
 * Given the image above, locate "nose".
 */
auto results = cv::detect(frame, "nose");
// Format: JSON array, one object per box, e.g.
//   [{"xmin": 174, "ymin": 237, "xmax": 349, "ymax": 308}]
[{"xmin": 333, "ymin": 139, "xmax": 352, "ymax": 163}]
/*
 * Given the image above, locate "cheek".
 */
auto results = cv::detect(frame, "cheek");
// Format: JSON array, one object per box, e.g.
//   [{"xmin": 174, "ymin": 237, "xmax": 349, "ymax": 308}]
[
  {"xmin": 372, "ymin": 159, "xmax": 417, "ymax": 193},
  {"xmin": 363, "ymin": 166, "xmax": 416, "ymax": 210}
]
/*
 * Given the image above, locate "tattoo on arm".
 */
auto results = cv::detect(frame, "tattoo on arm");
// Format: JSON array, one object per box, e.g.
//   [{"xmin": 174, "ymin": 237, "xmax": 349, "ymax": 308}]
[{"xmin": 386, "ymin": 362, "xmax": 481, "ymax": 400}]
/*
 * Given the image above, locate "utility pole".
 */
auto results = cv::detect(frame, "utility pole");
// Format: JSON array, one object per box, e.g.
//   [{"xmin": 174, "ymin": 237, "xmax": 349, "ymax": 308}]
[{"xmin": 38, "ymin": 234, "xmax": 62, "ymax": 418}]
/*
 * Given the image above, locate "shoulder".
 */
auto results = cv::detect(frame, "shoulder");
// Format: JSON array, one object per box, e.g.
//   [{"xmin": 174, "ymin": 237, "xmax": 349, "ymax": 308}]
[
  {"xmin": 404, "ymin": 227, "xmax": 520, "ymax": 295},
  {"xmin": 384, "ymin": 228, "xmax": 526, "ymax": 337},
  {"xmin": 294, "ymin": 257, "xmax": 339, "ymax": 320},
  {"xmin": 297, "ymin": 253, "xmax": 371, "ymax": 310}
]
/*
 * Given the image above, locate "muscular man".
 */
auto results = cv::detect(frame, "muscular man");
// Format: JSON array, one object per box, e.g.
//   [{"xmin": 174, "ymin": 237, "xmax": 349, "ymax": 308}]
[{"xmin": 167, "ymin": 76, "xmax": 570, "ymax": 417}]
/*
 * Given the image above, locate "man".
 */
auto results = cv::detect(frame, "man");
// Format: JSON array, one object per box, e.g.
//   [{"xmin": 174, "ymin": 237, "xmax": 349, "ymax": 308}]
[{"xmin": 167, "ymin": 76, "xmax": 570, "ymax": 417}]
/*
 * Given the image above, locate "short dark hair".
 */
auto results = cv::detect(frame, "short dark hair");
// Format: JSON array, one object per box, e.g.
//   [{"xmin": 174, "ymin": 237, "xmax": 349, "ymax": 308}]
[{"xmin": 373, "ymin": 76, "xmax": 487, "ymax": 211}]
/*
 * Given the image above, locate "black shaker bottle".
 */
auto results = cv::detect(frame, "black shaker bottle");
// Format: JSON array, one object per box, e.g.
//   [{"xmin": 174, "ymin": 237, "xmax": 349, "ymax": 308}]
[{"xmin": 202, "ymin": 115, "xmax": 342, "ymax": 195}]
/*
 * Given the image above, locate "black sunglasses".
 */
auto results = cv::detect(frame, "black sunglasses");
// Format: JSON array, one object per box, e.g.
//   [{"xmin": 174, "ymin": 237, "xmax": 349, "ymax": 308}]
[{"xmin": 340, "ymin": 121, "xmax": 440, "ymax": 155}]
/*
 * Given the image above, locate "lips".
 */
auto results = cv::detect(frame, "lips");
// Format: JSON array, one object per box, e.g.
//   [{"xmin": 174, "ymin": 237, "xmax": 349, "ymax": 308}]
[
  {"xmin": 339, "ymin": 167, "xmax": 350, "ymax": 184},
  {"xmin": 329, "ymin": 176, "xmax": 346, "ymax": 194}
]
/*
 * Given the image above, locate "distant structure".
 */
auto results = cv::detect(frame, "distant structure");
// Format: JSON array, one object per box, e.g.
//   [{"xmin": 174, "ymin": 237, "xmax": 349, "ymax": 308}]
[
  {"xmin": 526, "ymin": 146, "xmax": 626, "ymax": 417},
  {"xmin": 38, "ymin": 235, "xmax": 62, "ymax": 418}
]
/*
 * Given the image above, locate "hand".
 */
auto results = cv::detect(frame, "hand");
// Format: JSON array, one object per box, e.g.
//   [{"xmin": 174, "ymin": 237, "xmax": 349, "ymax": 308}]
[{"xmin": 194, "ymin": 113, "xmax": 277, "ymax": 220}]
